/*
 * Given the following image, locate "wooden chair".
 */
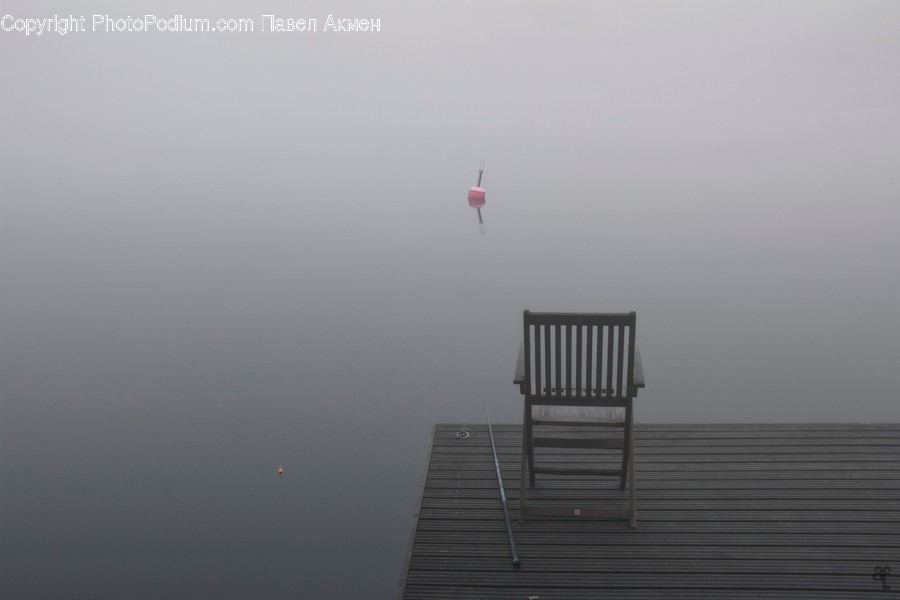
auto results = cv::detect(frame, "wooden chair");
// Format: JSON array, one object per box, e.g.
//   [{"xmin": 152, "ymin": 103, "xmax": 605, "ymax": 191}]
[{"xmin": 514, "ymin": 311, "xmax": 645, "ymax": 527}]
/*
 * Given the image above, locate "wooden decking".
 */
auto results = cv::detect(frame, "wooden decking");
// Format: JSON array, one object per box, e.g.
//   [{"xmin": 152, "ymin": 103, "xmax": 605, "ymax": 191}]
[{"xmin": 399, "ymin": 423, "xmax": 900, "ymax": 599}]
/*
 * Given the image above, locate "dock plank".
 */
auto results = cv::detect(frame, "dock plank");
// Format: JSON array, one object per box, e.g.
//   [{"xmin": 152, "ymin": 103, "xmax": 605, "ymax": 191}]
[{"xmin": 399, "ymin": 423, "xmax": 900, "ymax": 599}]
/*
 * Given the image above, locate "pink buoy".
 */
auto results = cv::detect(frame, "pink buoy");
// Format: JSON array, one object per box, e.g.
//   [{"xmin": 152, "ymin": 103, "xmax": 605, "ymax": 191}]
[
  {"xmin": 468, "ymin": 187, "xmax": 486, "ymax": 208},
  {"xmin": 468, "ymin": 160, "xmax": 487, "ymax": 234}
]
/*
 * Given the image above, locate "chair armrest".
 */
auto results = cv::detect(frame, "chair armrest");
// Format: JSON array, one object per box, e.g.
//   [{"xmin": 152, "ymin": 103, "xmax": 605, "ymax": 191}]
[
  {"xmin": 633, "ymin": 343, "xmax": 646, "ymax": 389},
  {"xmin": 514, "ymin": 341, "xmax": 525, "ymax": 385}
]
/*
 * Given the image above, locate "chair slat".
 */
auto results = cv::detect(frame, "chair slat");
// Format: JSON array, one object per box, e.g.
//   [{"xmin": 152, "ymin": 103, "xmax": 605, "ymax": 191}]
[
  {"xmin": 575, "ymin": 325, "xmax": 583, "ymax": 399},
  {"xmin": 595, "ymin": 325, "xmax": 602, "ymax": 395},
  {"xmin": 525, "ymin": 325, "xmax": 542, "ymax": 394},
  {"xmin": 606, "ymin": 324, "xmax": 615, "ymax": 396},
  {"xmin": 617, "ymin": 324, "xmax": 626, "ymax": 399},
  {"xmin": 626, "ymin": 317, "xmax": 636, "ymax": 397},
  {"xmin": 554, "ymin": 324, "xmax": 561, "ymax": 399},
  {"xmin": 585, "ymin": 325, "xmax": 594, "ymax": 396},
  {"xmin": 566, "ymin": 325, "xmax": 574, "ymax": 396},
  {"xmin": 543, "ymin": 324, "xmax": 551, "ymax": 398}
]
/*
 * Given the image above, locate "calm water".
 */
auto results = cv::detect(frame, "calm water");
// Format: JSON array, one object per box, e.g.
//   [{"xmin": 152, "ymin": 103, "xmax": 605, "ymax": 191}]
[
  {"xmin": 3, "ymin": 2, "xmax": 900, "ymax": 598},
  {"xmin": 3, "ymin": 189, "xmax": 899, "ymax": 597}
]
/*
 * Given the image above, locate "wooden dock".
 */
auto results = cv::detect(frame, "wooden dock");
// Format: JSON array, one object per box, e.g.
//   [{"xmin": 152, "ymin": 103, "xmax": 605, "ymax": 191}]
[{"xmin": 399, "ymin": 423, "xmax": 900, "ymax": 599}]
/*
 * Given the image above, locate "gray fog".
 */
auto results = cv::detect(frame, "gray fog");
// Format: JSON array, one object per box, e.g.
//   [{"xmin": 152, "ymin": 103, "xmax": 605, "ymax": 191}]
[{"xmin": 2, "ymin": 1, "xmax": 899, "ymax": 597}]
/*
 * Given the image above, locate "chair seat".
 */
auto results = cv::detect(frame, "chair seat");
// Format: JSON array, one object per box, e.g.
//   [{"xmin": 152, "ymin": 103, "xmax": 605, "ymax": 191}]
[{"xmin": 532, "ymin": 405, "xmax": 626, "ymax": 424}]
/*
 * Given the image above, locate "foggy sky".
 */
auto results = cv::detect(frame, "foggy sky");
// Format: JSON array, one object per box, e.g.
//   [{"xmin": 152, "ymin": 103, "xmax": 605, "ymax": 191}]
[{"xmin": 3, "ymin": 1, "xmax": 899, "ymax": 597}]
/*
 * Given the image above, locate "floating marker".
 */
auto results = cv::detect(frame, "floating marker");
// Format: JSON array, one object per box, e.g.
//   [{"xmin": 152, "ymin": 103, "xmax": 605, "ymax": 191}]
[
  {"xmin": 277, "ymin": 465, "xmax": 283, "ymax": 475},
  {"xmin": 468, "ymin": 160, "xmax": 486, "ymax": 234}
]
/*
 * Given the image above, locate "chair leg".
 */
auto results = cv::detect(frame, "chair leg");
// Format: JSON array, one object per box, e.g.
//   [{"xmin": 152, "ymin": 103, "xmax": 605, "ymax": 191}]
[
  {"xmin": 620, "ymin": 405, "xmax": 633, "ymax": 490},
  {"xmin": 525, "ymin": 404, "xmax": 536, "ymax": 487},
  {"xmin": 519, "ymin": 440, "xmax": 528, "ymax": 523},
  {"xmin": 628, "ymin": 428, "xmax": 637, "ymax": 528},
  {"xmin": 519, "ymin": 403, "xmax": 530, "ymax": 522}
]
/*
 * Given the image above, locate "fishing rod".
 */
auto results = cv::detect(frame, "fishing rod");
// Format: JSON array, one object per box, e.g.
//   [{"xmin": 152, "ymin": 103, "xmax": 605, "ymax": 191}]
[
  {"xmin": 486, "ymin": 408, "xmax": 520, "ymax": 569},
  {"xmin": 462, "ymin": 159, "xmax": 516, "ymax": 565}
]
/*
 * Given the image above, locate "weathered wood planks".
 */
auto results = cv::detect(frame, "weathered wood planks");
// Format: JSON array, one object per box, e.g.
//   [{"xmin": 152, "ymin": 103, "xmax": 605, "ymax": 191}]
[{"xmin": 399, "ymin": 423, "xmax": 900, "ymax": 599}]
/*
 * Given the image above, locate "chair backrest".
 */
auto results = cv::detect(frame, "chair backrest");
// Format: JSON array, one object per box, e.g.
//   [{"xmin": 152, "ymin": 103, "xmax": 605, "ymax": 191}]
[{"xmin": 523, "ymin": 311, "xmax": 637, "ymax": 404}]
